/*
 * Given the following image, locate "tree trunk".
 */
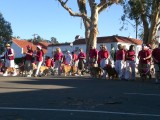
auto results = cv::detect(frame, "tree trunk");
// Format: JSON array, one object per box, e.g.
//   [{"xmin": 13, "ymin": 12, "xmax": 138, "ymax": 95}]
[
  {"xmin": 84, "ymin": 4, "xmax": 99, "ymax": 63},
  {"xmin": 89, "ymin": 5, "xmax": 99, "ymax": 48},
  {"xmin": 141, "ymin": 14, "xmax": 149, "ymax": 44},
  {"xmin": 84, "ymin": 20, "xmax": 90, "ymax": 62},
  {"xmin": 148, "ymin": 8, "xmax": 160, "ymax": 45}
]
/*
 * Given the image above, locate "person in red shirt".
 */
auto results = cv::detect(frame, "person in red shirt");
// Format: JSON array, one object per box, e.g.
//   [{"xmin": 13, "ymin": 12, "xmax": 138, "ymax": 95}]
[
  {"xmin": 115, "ymin": 44, "xmax": 125, "ymax": 80},
  {"xmin": 138, "ymin": 44, "xmax": 152, "ymax": 77},
  {"xmin": 99, "ymin": 45, "xmax": 109, "ymax": 78},
  {"xmin": 152, "ymin": 43, "xmax": 160, "ymax": 83},
  {"xmin": 34, "ymin": 45, "xmax": 44, "ymax": 77},
  {"xmin": 23, "ymin": 45, "xmax": 33, "ymax": 76},
  {"xmin": 125, "ymin": 45, "xmax": 136, "ymax": 80},
  {"xmin": 100, "ymin": 45, "xmax": 109, "ymax": 68},
  {"xmin": 71, "ymin": 51, "xmax": 78, "ymax": 67},
  {"xmin": 98, "ymin": 45, "xmax": 103, "ymax": 67},
  {"xmin": 54, "ymin": 47, "xmax": 63, "ymax": 76},
  {"xmin": 1, "ymin": 44, "xmax": 17, "ymax": 76},
  {"xmin": 89, "ymin": 45, "xmax": 98, "ymax": 67},
  {"xmin": 45, "ymin": 56, "xmax": 51, "ymax": 68},
  {"xmin": 78, "ymin": 48, "xmax": 86, "ymax": 76}
]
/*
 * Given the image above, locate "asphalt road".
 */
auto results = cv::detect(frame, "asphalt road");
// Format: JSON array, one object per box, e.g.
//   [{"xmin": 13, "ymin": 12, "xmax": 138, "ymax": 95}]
[{"xmin": 0, "ymin": 75, "xmax": 160, "ymax": 120}]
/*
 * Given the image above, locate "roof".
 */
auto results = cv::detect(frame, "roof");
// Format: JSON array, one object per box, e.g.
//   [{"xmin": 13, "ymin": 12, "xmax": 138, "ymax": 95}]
[
  {"xmin": 73, "ymin": 35, "xmax": 143, "ymax": 45},
  {"xmin": 48, "ymin": 43, "xmax": 71, "ymax": 47},
  {"xmin": 12, "ymin": 39, "xmax": 50, "ymax": 54}
]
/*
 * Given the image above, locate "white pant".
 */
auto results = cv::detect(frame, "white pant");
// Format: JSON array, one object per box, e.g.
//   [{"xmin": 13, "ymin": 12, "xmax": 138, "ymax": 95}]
[
  {"xmin": 35, "ymin": 61, "xmax": 43, "ymax": 75},
  {"xmin": 5, "ymin": 59, "xmax": 15, "ymax": 68},
  {"xmin": 54, "ymin": 60, "xmax": 62, "ymax": 75},
  {"xmin": 115, "ymin": 60, "xmax": 125, "ymax": 78},
  {"xmin": 125, "ymin": 60, "xmax": 135, "ymax": 80},
  {"xmin": 100, "ymin": 58, "xmax": 108, "ymax": 69}
]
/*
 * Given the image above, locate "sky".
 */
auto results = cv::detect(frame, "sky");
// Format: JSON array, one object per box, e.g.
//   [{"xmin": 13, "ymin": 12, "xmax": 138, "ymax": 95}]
[{"xmin": 0, "ymin": 0, "xmax": 137, "ymax": 43}]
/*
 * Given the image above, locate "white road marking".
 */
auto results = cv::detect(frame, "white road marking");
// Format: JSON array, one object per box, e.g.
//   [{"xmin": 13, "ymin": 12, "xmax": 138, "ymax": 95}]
[
  {"xmin": 0, "ymin": 107, "xmax": 160, "ymax": 117},
  {"xmin": 124, "ymin": 93, "xmax": 160, "ymax": 97}
]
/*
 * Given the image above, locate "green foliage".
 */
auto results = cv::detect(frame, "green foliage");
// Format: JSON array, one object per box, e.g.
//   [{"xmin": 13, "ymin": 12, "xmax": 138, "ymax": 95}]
[
  {"xmin": 0, "ymin": 12, "xmax": 12, "ymax": 44},
  {"xmin": 51, "ymin": 37, "xmax": 59, "ymax": 44}
]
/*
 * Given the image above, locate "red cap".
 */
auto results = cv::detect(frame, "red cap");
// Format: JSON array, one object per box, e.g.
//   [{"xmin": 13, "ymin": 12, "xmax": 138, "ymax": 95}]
[{"xmin": 26, "ymin": 45, "xmax": 31, "ymax": 48}]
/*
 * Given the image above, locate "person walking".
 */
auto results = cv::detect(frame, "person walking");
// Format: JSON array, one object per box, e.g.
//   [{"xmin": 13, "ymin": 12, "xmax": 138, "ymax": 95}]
[
  {"xmin": 1, "ymin": 43, "xmax": 17, "ymax": 76},
  {"xmin": 34, "ymin": 45, "xmax": 44, "ymax": 77}
]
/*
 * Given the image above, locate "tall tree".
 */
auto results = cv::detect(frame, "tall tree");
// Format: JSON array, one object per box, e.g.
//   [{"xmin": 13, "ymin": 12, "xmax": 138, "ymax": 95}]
[
  {"xmin": 122, "ymin": 0, "xmax": 160, "ymax": 45},
  {"xmin": 0, "ymin": 12, "xmax": 12, "ymax": 44},
  {"xmin": 51, "ymin": 37, "xmax": 59, "ymax": 44},
  {"xmin": 56, "ymin": 0, "xmax": 122, "ymax": 61}
]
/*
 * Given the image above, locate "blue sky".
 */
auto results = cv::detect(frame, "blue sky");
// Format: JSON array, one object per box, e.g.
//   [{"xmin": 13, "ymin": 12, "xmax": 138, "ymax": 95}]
[{"xmin": 0, "ymin": 0, "xmax": 136, "ymax": 43}]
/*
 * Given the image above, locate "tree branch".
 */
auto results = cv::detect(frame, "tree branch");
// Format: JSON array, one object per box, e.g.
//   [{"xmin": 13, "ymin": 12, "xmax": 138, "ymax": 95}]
[
  {"xmin": 57, "ymin": 0, "xmax": 91, "ymax": 23},
  {"xmin": 97, "ymin": 0, "xmax": 121, "ymax": 14}
]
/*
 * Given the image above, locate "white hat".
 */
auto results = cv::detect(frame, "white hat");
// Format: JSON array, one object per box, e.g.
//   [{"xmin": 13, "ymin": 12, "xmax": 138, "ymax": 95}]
[
  {"xmin": 67, "ymin": 50, "xmax": 70, "ymax": 53},
  {"xmin": 37, "ymin": 45, "xmax": 42, "ymax": 50}
]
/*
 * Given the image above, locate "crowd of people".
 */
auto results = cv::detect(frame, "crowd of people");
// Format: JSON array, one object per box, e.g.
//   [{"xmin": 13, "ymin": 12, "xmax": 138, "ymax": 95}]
[
  {"xmin": 89, "ymin": 43, "xmax": 160, "ymax": 83},
  {"xmin": 0, "ymin": 43, "xmax": 160, "ymax": 83}
]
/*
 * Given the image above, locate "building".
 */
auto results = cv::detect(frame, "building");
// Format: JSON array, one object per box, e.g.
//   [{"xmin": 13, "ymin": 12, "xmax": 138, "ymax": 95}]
[
  {"xmin": 47, "ymin": 35, "xmax": 143, "ymax": 63},
  {"xmin": 11, "ymin": 39, "xmax": 49, "ymax": 58}
]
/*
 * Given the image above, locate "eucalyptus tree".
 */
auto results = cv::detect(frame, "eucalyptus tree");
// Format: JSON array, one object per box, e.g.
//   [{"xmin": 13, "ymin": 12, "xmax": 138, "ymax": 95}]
[
  {"xmin": 122, "ymin": 0, "xmax": 160, "ymax": 45},
  {"xmin": 0, "ymin": 12, "xmax": 12, "ymax": 44},
  {"xmin": 57, "ymin": 0, "xmax": 122, "ymax": 60}
]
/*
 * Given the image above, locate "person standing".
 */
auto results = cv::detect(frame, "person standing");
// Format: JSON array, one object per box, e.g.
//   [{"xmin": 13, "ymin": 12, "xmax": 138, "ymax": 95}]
[
  {"xmin": 89, "ymin": 45, "xmax": 98, "ymax": 67},
  {"xmin": 100, "ymin": 45, "xmax": 109, "ymax": 69},
  {"xmin": 152, "ymin": 43, "xmax": 160, "ymax": 83},
  {"xmin": 138, "ymin": 44, "xmax": 152, "ymax": 77},
  {"xmin": 71, "ymin": 51, "xmax": 78, "ymax": 67},
  {"xmin": 78, "ymin": 48, "xmax": 86, "ymax": 76},
  {"xmin": 54, "ymin": 47, "xmax": 63, "ymax": 76},
  {"xmin": 34, "ymin": 45, "xmax": 44, "ymax": 77},
  {"xmin": 64, "ymin": 51, "xmax": 72, "ymax": 65},
  {"xmin": 45, "ymin": 56, "xmax": 52, "ymax": 68},
  {"xmin": 125, "ymin": 45, "xmax": 136, "ymax": 80},
  {"xmin": 23, "ymin": 45, "xmax": 33, "ymax": 77},
  {"xmin": 98, "ymin": 45, "xmax": 103, "ymax": 67},
  {"xmin": 115, "ymin": 44, "xmax": 125, "ymax": 80},
  {"xmin": 100, "ymin": 45, "xmax": 109, "ymax": 78},
  {"xmin": 1, "ymin": 44, "xmax": 17, "ymax": 76}
]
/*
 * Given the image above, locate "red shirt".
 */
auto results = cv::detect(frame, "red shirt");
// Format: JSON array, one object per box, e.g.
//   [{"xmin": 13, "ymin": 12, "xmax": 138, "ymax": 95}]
[
  {"xmin": 36, "ymin": 50, "xmax": 43, "ymax": 62},
  {"xmin": 54, "ymin": 52, "xmax": 63, "ymax": 61},
  {"xmin": 152, "ymin": 48, "xmax": 160, "ymax": 64},
  {"xmin": 25, "ymin": 50, "xmax": 33, "ymax": 61},
  {"xmin": 89, "ymin": 49, "xmax": 98, "ymax": 59},
  {"xmin": 45, "ymin": 58, "xmax": 51, "ymax": 67},
  {"xmin": 5, "ymin": 48, "xmax": 14, "ymax": 60},
  {"xmin": 72, "ymin": 53, "xmax": 78, "ymax": 62},
  {"xmin": 116, "ymin": 49, "xmax": 125, "ymax": 60},
  {"xmin": 78, "ymin": 52, "xmax": 86, "ymax": 60},
  {"xmin": 98, "ymin": 50, "xmax": 103, "ymax": 64},
  {"xmin": 100, "ymin": 50, "xmax": 109, "ymax": 59},
  {"xmin": 138, "ymin": 49, "xmax": 151, "ymax": 64},
  {"xmin": 126, "ymin": 50, "xmax": 135, "ymax": 61}
]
